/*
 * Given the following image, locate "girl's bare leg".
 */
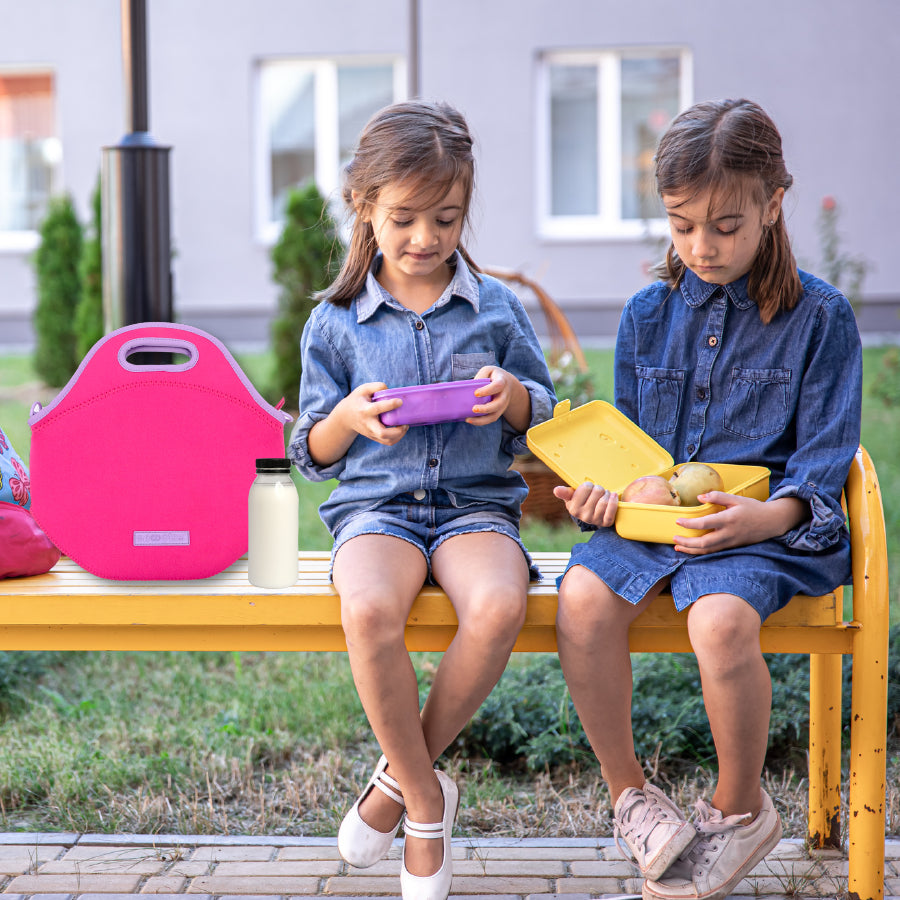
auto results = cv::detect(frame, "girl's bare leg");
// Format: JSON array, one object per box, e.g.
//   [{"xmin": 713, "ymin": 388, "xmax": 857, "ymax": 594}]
[
  {"xmin": 333, "ymin": 535, "xmax": 440, "ymax": 874},
  {"xmin": 687, "ymin": 593, "xmax": 771, "ymax": 818},
  {"xmin": 335, "ymin": 531, "xmax": 528, "ymax": 877},
  {"xmin": 423, "ymin": 531, "xmax": 529, "ymax": 756},
  {"xmin": 394, "ymin": 531, "xmax": 528, "ymax": 875},
  {"xmin": 556, "ymin": 565, "xmax": 664, "ymax": 804}
]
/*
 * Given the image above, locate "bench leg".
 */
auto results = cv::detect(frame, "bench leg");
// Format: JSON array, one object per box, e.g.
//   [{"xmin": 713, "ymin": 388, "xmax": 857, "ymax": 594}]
[
  {"xmin": 848, "ymin": 628, "xmax": 888, "ymax": 900},
  {"xmin": 808, "ymin": 652, "xmax": 842, "ymax": 849}
]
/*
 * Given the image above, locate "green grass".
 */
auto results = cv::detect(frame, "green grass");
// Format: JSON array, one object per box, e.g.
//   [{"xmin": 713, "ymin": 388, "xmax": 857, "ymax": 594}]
[
  {"xmin": 0, "ymin": 345, "xmax": 896, "ymax": 835},
  {"xmin": 0, "ymin": 650, "xmax": 368, "ymax": 834}
]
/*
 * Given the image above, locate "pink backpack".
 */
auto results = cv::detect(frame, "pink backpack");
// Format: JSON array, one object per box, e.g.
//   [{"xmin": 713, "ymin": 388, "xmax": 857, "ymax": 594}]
[
  {"xmin": 0, "ymin": 426, "xmax": 60, "ymax": 579},
  {"xmin": 29, "ymin": 323, "xmax": 292, "ymax": 580}
]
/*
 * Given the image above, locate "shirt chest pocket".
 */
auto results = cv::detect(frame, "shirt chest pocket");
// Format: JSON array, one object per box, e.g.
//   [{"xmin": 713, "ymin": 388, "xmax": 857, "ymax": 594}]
[
  {"xmin": 636, "ymin": 366, "xmax": 684, "ymax": 436},
  {"xmin": 451, "ymin": 351, "xmax": 495, "ymax": 380},
  {"xmin": 724, "ymin": 367, "xmax": 790, "ymax": 439}
]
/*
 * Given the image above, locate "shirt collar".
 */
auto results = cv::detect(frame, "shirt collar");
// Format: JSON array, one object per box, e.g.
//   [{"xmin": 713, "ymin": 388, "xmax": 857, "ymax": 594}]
[
  {"xmin": 355, "ymin": 250, "xmax": 480, "ymax": 322},
  {"xmin": 679, "ymin": 268, "xmax": 755, "ymax": 310}
]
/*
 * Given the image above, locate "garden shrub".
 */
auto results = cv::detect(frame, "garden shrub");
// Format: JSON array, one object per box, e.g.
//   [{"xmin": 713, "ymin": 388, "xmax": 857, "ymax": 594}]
[
  {"xmin": 32, "ymin": 194, "xmax": 82, "ymax": 387},
  {"xmin": 74, "ymin": 178, "xmax": 104, "ymax": 360},
  {"xmin": 461, "ymin": 656, "xmax": 591, "ymax": 770},
  {"xmin": 461, "ymin": 640, "xmax": 896, "ymax": 773},
  {"xmin": 269, "ymin": 181, "xmax": 341, "ymax": 408},
  {"xmin": 0, "ymin": 652, "xmax": 66, "ymax": 717}
]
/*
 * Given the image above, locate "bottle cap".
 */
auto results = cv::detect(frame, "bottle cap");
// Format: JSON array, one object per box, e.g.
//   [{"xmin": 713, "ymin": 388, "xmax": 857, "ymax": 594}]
[{"xmin": 255, "ymin": 458, "xmax": 291, "ymax": 472}]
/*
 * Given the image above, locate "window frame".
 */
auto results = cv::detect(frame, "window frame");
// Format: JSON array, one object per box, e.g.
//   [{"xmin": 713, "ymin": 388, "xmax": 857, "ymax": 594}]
[
  {"xmin": 0, "ymin": 66, "xmax": 60, "ymax": 252},
  {"xmin": 253, "ymin": 55, "xmax": 406, "ymax": 245},
  {"xmin": 536, "ymin": 47, "xmax": 692, "ymax": 241}
]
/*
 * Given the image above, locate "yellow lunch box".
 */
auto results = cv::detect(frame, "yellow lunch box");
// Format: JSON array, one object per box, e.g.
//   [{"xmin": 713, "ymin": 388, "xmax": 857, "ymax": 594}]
[{"xmin": 525, "ymin": 399, "xmax": 770, "ymax": 543}]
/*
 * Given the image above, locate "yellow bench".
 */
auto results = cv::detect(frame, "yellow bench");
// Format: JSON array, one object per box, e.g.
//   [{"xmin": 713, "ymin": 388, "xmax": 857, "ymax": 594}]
[{"xmin": 0, "ymin": 447, "xmax": 889, "ymax": 899}]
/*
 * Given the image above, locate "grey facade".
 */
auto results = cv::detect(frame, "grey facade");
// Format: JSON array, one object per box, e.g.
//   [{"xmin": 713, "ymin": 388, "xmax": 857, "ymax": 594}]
[{"xmin": 1, "ymin": 0, "xmax": 898, "ymax": 351}]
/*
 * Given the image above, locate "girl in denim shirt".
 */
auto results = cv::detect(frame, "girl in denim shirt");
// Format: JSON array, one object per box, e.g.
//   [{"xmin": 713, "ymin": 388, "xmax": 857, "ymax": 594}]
[
  {"xmin": 553, "ymin": 99, "xmax": 862, "ymax": 899},
  {"xmin": 289, "ymin": 100, "xmax": 555, "ymax": 900}
]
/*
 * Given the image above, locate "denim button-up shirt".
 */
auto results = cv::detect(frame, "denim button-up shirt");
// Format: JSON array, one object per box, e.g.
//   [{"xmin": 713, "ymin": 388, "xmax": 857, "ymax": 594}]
[
  {"xmin": 289, "ymin": 252, "xmax": 557, "ymax": 534},
  {"xmin": 615, "ymin": 268, "xmax": 862, "ymax": 551}
]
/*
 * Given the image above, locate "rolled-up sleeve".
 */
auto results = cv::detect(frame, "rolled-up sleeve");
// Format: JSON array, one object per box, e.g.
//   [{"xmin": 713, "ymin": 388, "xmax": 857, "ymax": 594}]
[
  {"xmin": 499, "ymin": 292, "xmax": 557, "ymax": 455},
  {"xmin": 770, "ymin": 294, "xmax": 862, "ymax": 551},
  {"xmin": 287, "ymin": 311, "xmax": 349, "ymax": 482}
]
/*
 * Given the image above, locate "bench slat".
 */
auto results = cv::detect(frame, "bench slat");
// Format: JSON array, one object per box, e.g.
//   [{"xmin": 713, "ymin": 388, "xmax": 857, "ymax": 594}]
[{"xmin": 0, "ymin": 552, "xmax": 847, "ymax": 652}]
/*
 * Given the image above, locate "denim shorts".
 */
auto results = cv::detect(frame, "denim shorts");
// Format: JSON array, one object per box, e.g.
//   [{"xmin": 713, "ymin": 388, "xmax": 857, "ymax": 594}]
[{"xmin": 332, "ymin": 489, "xmax": 539, "ymax": 582}]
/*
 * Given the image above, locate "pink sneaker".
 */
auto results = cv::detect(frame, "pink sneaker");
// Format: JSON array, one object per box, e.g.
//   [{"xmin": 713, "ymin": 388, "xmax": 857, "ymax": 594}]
[
  {"xmin": 614, "ymin": 783, "xmax": 696, "ymax": 881},
  {"xmin": 642, "ymin": 789, "xmax": 783, "ymax": 900}
]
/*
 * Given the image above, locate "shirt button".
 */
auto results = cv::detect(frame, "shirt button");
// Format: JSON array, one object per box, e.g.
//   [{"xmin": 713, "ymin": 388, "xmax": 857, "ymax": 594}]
[
  {"xmin": 707, "ymin": 335, "xmax": 718, "ymax": 347},
  {"xmin": 712, "ymin": 288, "xmax": 724, "ymax": 299},
  {"xmin": 687, "ymin": 444, "xmax": 696, "ymax": 454},
  {"xmin": 697, "ymin": 387, "xmax": 706, "ymax": 400},
  {"xmin": 415, "ymin": 320, "xmax": 425, "ymax": 331},
  {"xmin": 428, "ymin": 458, "xmax": 438, "ymax": 468},
  {"xmin": 413, "ymin": 489, "xmax": 426, "ymax": 500}
]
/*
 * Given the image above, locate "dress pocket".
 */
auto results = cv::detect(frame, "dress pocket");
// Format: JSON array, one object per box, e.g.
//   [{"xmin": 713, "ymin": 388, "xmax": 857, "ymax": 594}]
[
  {"xmin": 636, "ymin": 366, "xmax": 684, "ymax": 436},
  {"xmin": 451, "ymin": 351, "xmax": 495, "ymax": 380},
  {"xmin": 724, "ymin": 367, "xmax": 790, "ymax": 439}
]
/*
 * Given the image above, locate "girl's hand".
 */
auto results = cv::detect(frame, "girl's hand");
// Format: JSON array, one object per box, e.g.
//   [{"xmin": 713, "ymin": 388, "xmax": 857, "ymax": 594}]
[
  {"xmin": 339, "ymin": 382, "xmax": 409, "ymax": 446},
  {"xmin": 467, "ymin": 366, "xmax": 531, "ymax": 431},
  {"xmin": 673, "ymin": 493, "xmax": 807, "ymax": 554},
  {"xmin": 309, "ymin": 383, "xmax": 408, "ymax": 465},
  {"xmin": 552, "ymin": 482, "xmax": 619, "ymax": 528}
]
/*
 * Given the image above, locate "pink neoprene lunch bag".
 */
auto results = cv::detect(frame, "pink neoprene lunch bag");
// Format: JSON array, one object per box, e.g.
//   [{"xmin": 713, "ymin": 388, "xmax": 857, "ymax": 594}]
[{"xmin": 29, "ymin": 323, "xmax": 292, "ymax": 580}]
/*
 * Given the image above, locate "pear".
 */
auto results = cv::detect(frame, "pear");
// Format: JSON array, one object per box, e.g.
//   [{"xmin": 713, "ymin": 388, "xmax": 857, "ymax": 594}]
[
  {"xmin": 621, "ymin": 475, "xmax": 681, "ymax": 505},
  {"xmin": 669, "ymin": 463, "xmax": 724, "ymax": 506}
]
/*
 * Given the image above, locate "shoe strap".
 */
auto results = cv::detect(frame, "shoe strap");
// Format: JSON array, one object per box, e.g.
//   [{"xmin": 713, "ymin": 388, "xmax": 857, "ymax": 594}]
[
  {"xmin": 373, "ymin": 769, "xmax": 404, "ymax": 807},
  {"xmin": 402, "ymin": 815, "xmax": 444, "ymax": 840}
]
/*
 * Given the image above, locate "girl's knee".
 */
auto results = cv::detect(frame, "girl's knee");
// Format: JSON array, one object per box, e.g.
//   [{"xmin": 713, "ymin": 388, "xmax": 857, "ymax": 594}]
[
  {"xmin": 688, "ymin": 594, "xmax": 763, "ymax": 669},
  {"xmin": 340, "ymin": 588, "xmax": 408, "ymax": 647},
  {"xmin": 557, "ymin": 566, "xmax": 626, "ymax": 636},
  {"xmin": 458, "ymin": 586, "xmax": 526, "ymax": 644}
]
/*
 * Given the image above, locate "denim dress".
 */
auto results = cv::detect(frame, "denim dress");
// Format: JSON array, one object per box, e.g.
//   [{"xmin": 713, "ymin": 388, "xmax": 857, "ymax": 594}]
[
  {"xmin": 289, "ymin": 252, "xmax": 557, "ymax": 538},
  {"xmin": 564, "ymin": 268, "xmax": 863, "ymax": 620}
]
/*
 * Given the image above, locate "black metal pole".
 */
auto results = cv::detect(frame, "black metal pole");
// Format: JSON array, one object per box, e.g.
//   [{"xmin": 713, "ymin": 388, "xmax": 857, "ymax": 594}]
[
  {"xmin": 122, "ymin": 0, "xmax": 149, "ymax": 133},
  {"xmin": 408, "ymin": 0, "xmax": 419, "ymax": 98},
  {"xmin": 101, "ymin": 0, "xmax": 173, "ymax": 333}
]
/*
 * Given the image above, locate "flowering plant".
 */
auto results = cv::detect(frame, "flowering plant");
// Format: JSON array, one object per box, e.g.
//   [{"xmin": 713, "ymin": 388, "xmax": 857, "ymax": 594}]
[
  {"xmin": 817, "ymin": 195, "xmax": 869, "ymax": 309},
  {"xmin": 547, "ymin": 351, "xmax": 595, "ymax": 409}
]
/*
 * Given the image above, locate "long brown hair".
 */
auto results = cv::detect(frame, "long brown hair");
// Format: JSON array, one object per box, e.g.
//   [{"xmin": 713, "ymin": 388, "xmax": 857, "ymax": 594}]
[
  {"xmin": 654, "ymin": 98, "xmax": 802, "ymax": 324},
  {"xmin": 319, "ymin": 100, "xmax": 479, "ymax": 307}
]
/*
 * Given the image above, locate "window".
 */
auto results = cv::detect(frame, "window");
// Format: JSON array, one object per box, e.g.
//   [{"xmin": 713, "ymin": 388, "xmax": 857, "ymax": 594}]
[
  {"xmin": 255, "ymin": 57, "xmax": 404, "ymax": 242},
  {"xmin": 0, "ymin": 71, "xmax": 61, "ymax": 246},
  {"xmin": 538, "ymin": 49, "xmax": 691, "ymax": 239}
]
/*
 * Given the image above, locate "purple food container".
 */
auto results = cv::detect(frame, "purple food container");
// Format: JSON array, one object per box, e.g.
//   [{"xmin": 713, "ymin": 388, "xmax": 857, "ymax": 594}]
[{"xmin": 374, "ymin": 379, "xmax": 493, "ymax": 427}]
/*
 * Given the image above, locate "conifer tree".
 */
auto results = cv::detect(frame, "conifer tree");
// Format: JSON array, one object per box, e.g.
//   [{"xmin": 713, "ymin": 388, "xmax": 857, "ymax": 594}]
[
  {"xmin": 32, "ymin": 194, "xmax": 82, "ymax": 386},
  {"xmin": 269, "ymin": 181, "xmax": 341, "ymax": 407},
  {"xmin": 74, "ymin": 178, "xmax": 104, "ymax": 359}
]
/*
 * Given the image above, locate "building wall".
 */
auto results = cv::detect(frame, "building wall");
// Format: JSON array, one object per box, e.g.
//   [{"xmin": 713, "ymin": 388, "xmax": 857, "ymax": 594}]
[
  {"xmin": 421, "ymin": 0, "xmax": 899, "ymax": 338},
  {"xmin": 1, "ymin": 0, "xmax": 897, "ymax": 350}
]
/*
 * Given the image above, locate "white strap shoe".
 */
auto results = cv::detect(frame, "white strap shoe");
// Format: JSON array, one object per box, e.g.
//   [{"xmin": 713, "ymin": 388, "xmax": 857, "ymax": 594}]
[
  {"xmin": 338, "ymin": 755, "xmax": 405, "ymax": 869},
  {"xmin": 400, "ymin": 769, "xmax": 458, "ymax": 900}
]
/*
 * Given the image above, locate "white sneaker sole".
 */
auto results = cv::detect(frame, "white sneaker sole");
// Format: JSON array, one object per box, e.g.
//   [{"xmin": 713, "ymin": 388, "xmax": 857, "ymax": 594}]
[{"xmin": 642, "ymin": 819, "xmax": 697, "ymax": 881}]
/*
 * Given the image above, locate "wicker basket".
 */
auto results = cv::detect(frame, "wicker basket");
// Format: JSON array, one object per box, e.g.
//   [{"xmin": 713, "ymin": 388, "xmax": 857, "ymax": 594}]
[
  {"xmin": 512, "ymin": 454, "xmax": 570, "ymax": 524},
  {"xmin": 486, "ymin": 267, "xmax": 588, "ymax": 526}
]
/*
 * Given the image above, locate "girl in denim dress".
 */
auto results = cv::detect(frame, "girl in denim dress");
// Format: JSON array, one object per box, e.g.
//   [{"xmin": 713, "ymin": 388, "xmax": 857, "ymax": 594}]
[
  {"xmin": 553, "ymin": 99, "xmax": 862, "ymax": 900},
  {"xmin": 289, "ymin": 100, "xmax": 555, "ymax": 900}
]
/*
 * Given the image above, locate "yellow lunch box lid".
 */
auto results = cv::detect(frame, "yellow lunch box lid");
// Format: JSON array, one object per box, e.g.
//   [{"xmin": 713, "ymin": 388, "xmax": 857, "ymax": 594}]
[{"xmin": 526, "ymin": 399, "xmax": 673, "ymax": 491}]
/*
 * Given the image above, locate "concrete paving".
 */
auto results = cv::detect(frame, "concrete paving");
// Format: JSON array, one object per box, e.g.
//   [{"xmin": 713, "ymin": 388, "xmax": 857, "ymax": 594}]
[{"xmin": 0, "ymin": 833, "xmax": 896, "ymax": 898}]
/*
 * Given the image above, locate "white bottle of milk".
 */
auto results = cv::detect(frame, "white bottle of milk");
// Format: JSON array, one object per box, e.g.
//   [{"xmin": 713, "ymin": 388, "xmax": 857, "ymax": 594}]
[{"xmin": 248, "ymin": 458, "xmax": 299, "ymax": 588}]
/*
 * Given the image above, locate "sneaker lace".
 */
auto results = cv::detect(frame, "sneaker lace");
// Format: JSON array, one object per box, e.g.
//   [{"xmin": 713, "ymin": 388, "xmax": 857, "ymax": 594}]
[
  {"xmin": 682, "ymin": 800, "xmax": 750, "ymax": 871},
  {"xmin": 613, "ymin": 789, "xmax": 680, "ymax": 863}
]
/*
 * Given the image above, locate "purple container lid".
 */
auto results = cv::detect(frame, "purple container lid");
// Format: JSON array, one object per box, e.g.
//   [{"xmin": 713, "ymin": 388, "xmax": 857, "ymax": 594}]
[{"xmin": 374, "ymin": 379, "xmax": 493, "ymax": 427}]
